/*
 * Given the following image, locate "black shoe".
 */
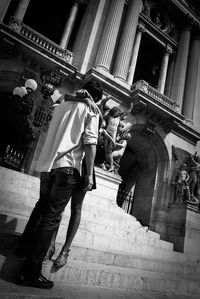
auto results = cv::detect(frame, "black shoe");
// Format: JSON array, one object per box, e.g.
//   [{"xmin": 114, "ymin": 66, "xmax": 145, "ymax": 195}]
[{"xmin": 16, "ymin": 274, "xmax": 54, "ymax": 289}]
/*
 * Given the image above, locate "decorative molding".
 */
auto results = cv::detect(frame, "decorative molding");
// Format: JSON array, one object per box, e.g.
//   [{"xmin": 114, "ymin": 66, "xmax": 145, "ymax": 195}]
[
  {"xmin": 166, "ymin": 44, "xmax": 173, "ymax": 54},
  {"xmin": 141, "ymin": 0, "xmax": 178, "ymax": 40},
  {"xmin": 137, "ymin": 22, "xmax": 146, "ymax": 32}
]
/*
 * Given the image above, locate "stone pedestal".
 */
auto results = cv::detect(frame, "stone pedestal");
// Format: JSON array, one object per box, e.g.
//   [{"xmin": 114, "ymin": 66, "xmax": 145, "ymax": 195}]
[
  {"xmin": 167, "ymin": 203, "xmax": 200, "ymax": 262},
  {"xmin": 92, "ymin": 167, "xmax": 121, "ymax": 205}
]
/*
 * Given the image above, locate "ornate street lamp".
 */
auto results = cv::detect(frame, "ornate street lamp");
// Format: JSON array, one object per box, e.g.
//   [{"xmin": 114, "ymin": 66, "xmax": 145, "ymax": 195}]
[
  {"xmin": 40, "ymin": 68, "xmax": 62, "ymax": 99},
  {"xmin": 13, "ymin": 78, "xmax": 38, "ymax": 98},
  {"xmin": 4, "ymin": 69, "xmax": 62, "ymax": 173},
  {"xmin": 3, "ymin": 78, "xmax": 38, "ymax": 171}
]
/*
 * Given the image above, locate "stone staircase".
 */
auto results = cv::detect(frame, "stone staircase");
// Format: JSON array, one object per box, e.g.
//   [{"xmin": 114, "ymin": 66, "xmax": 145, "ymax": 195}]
[{"xmin": 0, "ymin": 166, "xmax": 200, "ymax": 297}]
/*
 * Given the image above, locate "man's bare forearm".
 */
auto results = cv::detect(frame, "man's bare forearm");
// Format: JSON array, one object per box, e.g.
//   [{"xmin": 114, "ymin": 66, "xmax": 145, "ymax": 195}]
[
  {"xmin": 84, "ymin": 144, "xmax": 96, "ymax": 176},
  {"xmin": 83, "ymin": 144, "xmax": 97, "ymax": 191}
]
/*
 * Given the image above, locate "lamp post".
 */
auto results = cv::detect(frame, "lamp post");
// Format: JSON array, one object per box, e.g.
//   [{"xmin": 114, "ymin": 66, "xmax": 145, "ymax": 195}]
[
  {"xmin": 3, "ymin": 78, "xmax": 38, "ymax": 171},
  {"xmin": 40, "ymin": 68, "xmax": 62, "ymax": 99},
  {"xmin": 4, "ymin": 69, "xmax": 62, "ymax": 173}
]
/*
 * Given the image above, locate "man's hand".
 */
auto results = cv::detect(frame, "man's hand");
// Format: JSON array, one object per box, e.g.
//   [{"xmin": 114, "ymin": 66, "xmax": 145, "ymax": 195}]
[
  {"xmin": 65, "ymin": 90, "xmax": 100, "ymax": 115},
  {"xmin": 83, "ymin": 174, "xmax": 93, "ymax": 191}
]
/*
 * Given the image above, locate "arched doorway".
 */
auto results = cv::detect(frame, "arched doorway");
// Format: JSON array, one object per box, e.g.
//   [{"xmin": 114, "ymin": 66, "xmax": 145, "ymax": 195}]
[{"xmin": 118, "ymin": 124, "xmax": 170, "ymax": 232}]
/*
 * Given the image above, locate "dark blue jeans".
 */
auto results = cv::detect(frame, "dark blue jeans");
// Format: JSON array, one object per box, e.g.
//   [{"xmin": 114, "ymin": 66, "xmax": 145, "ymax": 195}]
[
  {"xmin": 19, "ymin": 171, "xmax": 55, "ymax": 253},
  {"xmin": 21, "ymin": 167, "xmax": 81, "ymax": 278}
]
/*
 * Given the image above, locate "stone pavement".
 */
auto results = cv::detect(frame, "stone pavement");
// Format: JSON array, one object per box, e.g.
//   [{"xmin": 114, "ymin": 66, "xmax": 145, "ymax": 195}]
[{"xmin": 0, "ymin": 278, "xmax": 199, "ymax": 299}]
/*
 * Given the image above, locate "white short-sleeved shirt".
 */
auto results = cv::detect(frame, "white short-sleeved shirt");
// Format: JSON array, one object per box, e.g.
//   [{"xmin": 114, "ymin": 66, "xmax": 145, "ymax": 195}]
[{"xmin": 36, "ymin": 100, "xmax": 99, "ymax": 174}]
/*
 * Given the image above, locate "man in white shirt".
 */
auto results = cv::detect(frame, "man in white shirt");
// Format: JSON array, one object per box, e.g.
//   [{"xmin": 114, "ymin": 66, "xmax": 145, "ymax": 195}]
[{"xmin": 16, "ymin": 80, "xmax": 103, "ymax": 289}]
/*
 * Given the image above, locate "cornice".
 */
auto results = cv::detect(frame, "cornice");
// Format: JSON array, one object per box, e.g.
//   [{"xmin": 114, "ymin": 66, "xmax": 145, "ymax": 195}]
[
  {"xmin": 168, "ymin": 0, "xmax": 200, "ymax": 24},
  {"xmin": 139, "ymin": 15, "xmax": 178, "ymax": 48}
]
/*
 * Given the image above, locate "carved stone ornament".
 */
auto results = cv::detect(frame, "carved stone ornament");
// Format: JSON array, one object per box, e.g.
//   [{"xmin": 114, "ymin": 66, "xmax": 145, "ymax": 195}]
[
  {"xmin": 9, "ymin": 16, "xmax": 22, "ymax": 33},
  {"xmin": 172, "ymin": 146, "xmax": 200, "ymax": 208},
  {"xmin": 137, "ymin": 23, "xmax": 146, "ymax": 33},
  {"xmin": 166, "ymin": 44, "xmax": 173, "ymax": 55},
  {"xmin": 141, "ymin": 1, "xmax": 177, "ymax": 38}
]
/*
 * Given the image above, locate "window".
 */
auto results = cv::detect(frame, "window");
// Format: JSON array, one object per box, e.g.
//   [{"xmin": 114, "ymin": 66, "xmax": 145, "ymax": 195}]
[{"xmin": 133, "ymin": 32, "xmax": 164, "ymax": 89}]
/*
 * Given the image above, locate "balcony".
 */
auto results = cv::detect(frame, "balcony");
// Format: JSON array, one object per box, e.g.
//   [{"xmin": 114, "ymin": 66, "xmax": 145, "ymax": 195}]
[
  {"xmin": 131, "ymin": 80, "xmax": 179, "ymax": 112},
  {"xmin": 1, "ymin": 16, "xmax": 73, "ymax": 65}
]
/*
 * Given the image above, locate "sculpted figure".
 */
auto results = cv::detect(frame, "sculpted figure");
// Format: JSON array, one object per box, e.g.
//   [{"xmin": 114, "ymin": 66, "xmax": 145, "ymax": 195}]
[
  {"xmin": 174, "ymin": 163, "xmax": 190, "ymax": 203},
  {"xmin": 96, "ymin": 97, "xmax": 133, "ymax": 173},
  {"xmin": 109, "ymin": 132, "xmax": 131, "ymax": 173},
  {"xmin": 188, "ymin": 152, "xmax": 200, "ymax": 205},
  {"xmin": 172, "ymin": 146, "xmax": 200, "ymax": 207}
]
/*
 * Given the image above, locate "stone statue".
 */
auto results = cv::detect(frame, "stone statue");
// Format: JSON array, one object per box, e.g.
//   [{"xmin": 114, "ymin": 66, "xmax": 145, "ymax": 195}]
[
  {"xmin": 172, "ymin": 146, "xmax": 200, "ymax": 207},
  {"xmin": 173, "ymin": 163, "xmax": 190, "ymax": 203},
  {"xmin": 96, "ymin": 97, "xmax": 132, "ymax": 174},
  {"xmin": 188, "ymin": 152, "xmax": 200, "ymax": 205}
]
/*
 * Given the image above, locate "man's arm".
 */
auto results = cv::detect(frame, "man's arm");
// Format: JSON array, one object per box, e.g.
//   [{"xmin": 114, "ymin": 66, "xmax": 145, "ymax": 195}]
[
  {"xmin": 64, "ymin": 91, "xmax": 100, "ymax": 115},
  {"xmin": 83, "ymin": 144, "xmax": 96, "ymax": 191}
]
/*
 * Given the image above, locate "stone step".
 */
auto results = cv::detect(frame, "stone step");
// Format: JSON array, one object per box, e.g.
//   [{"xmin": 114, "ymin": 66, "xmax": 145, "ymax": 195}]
[
  {"xmin": 0, "ymin": 191, "xmax": 174, "ymax": 252},
  {"xmin": 0, "ymin": 190, "xmax": 148, "ymax": 234},
  {"xmin": 0, "ymin": 209, "xmax": 182, "ymax": 263},
  {"xmin": 48, "ymin": 260, "xmax": 200, "ymax": 294},
  {"xmin": 0, "ymin": 232, "xmax": 199, "ymax": 280},
  {"xmin": 0, "ymin": 166, "xmax": 172, "ymax": 251},
  {"xmin": 1, "ymin": 167, "xmax": 200, "ymax": 296},
  {"xmin": 0, "ymin": 279, "xmax": 200, "ymax": 299},
  {"xmin": 0, "ymin": 212, "xmax": 180, "ymax": 264},
  {"xmin": 0, "ymin": 209, "xmax": 171, "ymax": 251},
  {"xmin": 0, "ymin": 187, "xmax": 144, "ymax": 231},
  {"xmin": 0, "ymin": 248, "xmax": 200, "ymax": 296}
]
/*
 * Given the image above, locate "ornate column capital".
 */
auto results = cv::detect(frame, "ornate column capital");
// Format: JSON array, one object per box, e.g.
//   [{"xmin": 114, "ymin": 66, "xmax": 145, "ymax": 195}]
[
  {"xmin": 137, "ymin": 22, "xmax": 146, "ymax": 33},
  {"xmin": 165, "ymin": 44, "xmax": 173, "ymax": 55}
]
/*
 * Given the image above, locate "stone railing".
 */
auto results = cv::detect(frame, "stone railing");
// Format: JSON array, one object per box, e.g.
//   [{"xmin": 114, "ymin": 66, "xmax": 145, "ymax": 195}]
[
  {"xmin": 9, "ymin": 17, "xmax": 73, "ymax": 64},
  {"xmin": 132, "ymin": 80, "xmax": 179, "ymax": 111}
]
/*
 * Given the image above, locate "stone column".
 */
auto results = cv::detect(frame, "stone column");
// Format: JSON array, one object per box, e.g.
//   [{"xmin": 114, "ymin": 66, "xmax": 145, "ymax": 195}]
[
  {"xmin": 164, "ymin": 53, "xmax": 176, "ymax": 98},
  {"xmin": 59, "ymin": 1, "xmax": 79, "ymax": 49},
  {"xmin": 95, "ymin": 0, "xmax": 125, "ymax": 72},
  {"xmin": 158, "ymin": 45, "xmax": 172, "ymax": 94},
  {"xmin": 127, "ymin": 23, "xmax": 145, "ymax": 85},
  {"xmin": 112, "ymin": 0, "xmax": 143, "ymax": 81},
  {"xmin": 182, "ymin": 34, "xmax": 200, "ymax": 121},
  {"xmin": 13, "ymin": 0, "xmax": 31, "ymax": 21},
  {"xmin": 170, "ymin": 20, "xmax": 192, "ymax": 112},
  {"xmin": 0, "ymin": 0, "xmax": 12, "ymax": 21}
]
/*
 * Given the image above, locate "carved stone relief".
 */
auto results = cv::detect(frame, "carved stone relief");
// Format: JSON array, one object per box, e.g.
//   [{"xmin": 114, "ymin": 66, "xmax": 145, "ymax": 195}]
[{"xmin": 172, "ymin": 146, "xmax": 200, "ymax": 208}]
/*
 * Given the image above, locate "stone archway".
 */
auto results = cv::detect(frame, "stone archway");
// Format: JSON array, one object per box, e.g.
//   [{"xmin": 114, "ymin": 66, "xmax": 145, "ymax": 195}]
[{"xmin": 118, "ymin": 124, "xmax": 170, "ymax": 233}]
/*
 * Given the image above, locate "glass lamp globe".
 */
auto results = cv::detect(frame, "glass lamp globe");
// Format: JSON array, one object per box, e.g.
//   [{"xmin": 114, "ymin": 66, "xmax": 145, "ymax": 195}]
[
  {"xmin": 25, "ymin": 79, "xmax": 38, "ymax": 92},
  {"xmin": 13, "ymin": 86, "xmax": 27, "ymax": 98}
]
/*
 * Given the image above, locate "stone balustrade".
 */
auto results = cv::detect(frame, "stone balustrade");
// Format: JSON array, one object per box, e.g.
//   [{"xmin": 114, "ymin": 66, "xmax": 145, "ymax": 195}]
[
  {"xmin": 9, "ymin": 16, "xmax": 73, "ymax": 64},
  {"xmin": 132, "ymin": 80, "xmax": 179, "ymax": 111}
]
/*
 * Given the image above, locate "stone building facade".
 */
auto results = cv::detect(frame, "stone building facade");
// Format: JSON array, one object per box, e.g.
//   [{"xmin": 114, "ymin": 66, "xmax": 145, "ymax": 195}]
[{"xmin": 1, "ymin": 0, "xmax": 200, "ymax": 257}]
